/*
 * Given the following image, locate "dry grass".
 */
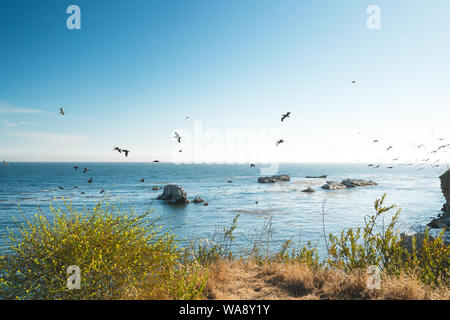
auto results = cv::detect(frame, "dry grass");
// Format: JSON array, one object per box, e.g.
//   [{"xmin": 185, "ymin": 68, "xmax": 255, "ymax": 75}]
[{"xmin": 204, "ymin": 259, "xmax": 450, "ymax": 300}]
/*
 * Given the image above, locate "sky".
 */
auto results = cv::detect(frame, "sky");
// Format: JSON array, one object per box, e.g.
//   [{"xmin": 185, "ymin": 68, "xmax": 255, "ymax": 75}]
[{"xmin": 0, "ymin": 0, "xmax": 449, "ymax": 163}]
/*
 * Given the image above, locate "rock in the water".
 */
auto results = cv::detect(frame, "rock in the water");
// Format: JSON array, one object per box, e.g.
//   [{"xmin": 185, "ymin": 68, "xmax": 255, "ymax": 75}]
[
  {"xmin": 321, "ymin": 181, "xmax": 347, "ymax": 190},
  {"xmin": 152, "ymin": 186, "xmax": 161, "ymax": 191},
  {"xmin": 301, "ymin": 187, "xmax": 315, "ymax": 193},
  {"xmin": 305, "ymin": 175, "xmax": 327, "ymax": 179},
  {"xmin": 340, "ymin": 179, "xmax": 378, "ymax": 188},
  {"xmin": 258, "ymin": 175, "xmax": 290, "ymax": 183},
  {"xmin": 203, "ymin": 202, "xmax": 209, "ymax": 206},
  {"xmin": 157, "ymin": 184, "xmax": 189, "ymax": 204},
  {"xmin": 400, "ymin": 232, "xmax": 435, "ymax": 254},
  {"xmin": 192, "ymin": 196, "xmax": 204, "ymax": 203}
]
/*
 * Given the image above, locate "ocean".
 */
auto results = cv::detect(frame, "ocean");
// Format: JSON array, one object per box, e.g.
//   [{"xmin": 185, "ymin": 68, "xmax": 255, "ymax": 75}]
[{"xmin": 0, "ymin": 162, "xmax": 447, "ymax": 257}]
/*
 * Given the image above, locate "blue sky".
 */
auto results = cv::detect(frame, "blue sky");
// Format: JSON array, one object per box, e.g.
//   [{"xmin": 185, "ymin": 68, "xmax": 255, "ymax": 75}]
[{"xmin": 1, "ymin": 0, "xmax": 449, "ymax": 163}]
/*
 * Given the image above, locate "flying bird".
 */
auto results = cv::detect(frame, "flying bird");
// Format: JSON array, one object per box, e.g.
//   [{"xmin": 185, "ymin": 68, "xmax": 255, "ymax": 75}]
[
  {"xmin": 373, "ymin": 140, "xmax": 379, "ymax": 143},
  {"xmin": 276, "ymin": 139, "xmax": 285, "ymax": 146},
  {"xmin": 58, "ymin": 186, "xmax": 64, "ymax": 190},
  {"xmin": 352, "ymin": 80, "xmax": 356, "ymax": 84},
  {"xmin": 173, "ymin": 132, "xmax": 181, "ymax": 143},
  {"xmin": 185, "ymin": 116, "xmax": 190, "ymax": 120},
  {"xmin": 386, "ymin": 146, "xmax": 393, "ymax": 151},
  {"xmin": 250, "ymin": 164, "xmax": 256, "ymax": 168},
  {"xmin": 281, "ymin": 112, "xmax": 291, "ymax": 122},
  {"xmin": 59, "ymin": 107, "xmax": 65, "ymax": 116},
  {"xmin": 113, "ymin": 147, "xmax": 122, "ymax": 153},
  {"xmin": 122, "ymin": 149, "xmax": 130, "ymax": 157},
  {"xmin": 87, "ymin": 178, "xmax": 93, "ymax": 183}
]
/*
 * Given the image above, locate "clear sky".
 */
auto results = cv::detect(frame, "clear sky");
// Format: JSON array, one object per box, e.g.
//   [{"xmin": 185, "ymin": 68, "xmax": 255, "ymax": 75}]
[{"xmin": 1, "ymin": 0, "xmax": 449, "ymax": 163}]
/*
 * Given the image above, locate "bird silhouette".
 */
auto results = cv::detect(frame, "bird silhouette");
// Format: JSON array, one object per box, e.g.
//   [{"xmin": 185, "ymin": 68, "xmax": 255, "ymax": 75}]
[
  {"xmin": 276, "ymin": 139, "xmax": 285, "ymax": 146},
  {"xmin": 352, "ymin": 80, "xmax": 356, "ymax": 84},
  {"xmin": 173, "ymin": 132, "xmax": 181, "ymax": 143},
  {"xmin": 386, "ymin": 146, "xmax": 393, "ymax": 151},
  {"xmin": 58, "ymin": 186, "xmax": 64, "ymax": 190},
  {"xmin": 113, "ymin": 147, "xmax": 122, "ymax": 153},
  {"xmin": 281, "ymin": 112, "xmax": 291, "ymax": 122},
  {"xmin": 250, "ymin": 164, "xmax": 256, "ymax": 168},
  {"xmin": 74, "ymin": 166, "xmax": 78, "ymax": 170},
  {"xmin": 185, "ymin": 116, "xmax": 190, "ymax": 120},
  {"xmin": 122, "ymin": 150, "xmax": 130, "ymax": 157},
  {"xmin": 83, "ymin": 168, "xmax": 89, "ymax": 174},
  {"xmin": 59, "ymin": 107, "xmax": 64, "ymax": 116},
  {"xmin": 87, "ymin": 178, "xmax": 93, "ymax": 183},
  {"xmin": 373, "ymin": 140, "xmax": 379, "ymax": 143}
]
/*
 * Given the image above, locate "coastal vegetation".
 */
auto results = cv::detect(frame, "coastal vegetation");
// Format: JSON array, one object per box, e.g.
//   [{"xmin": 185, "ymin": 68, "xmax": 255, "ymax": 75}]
[{"xmin": 0, "ymin": 195, "xmax": 448, "ymax": 300}]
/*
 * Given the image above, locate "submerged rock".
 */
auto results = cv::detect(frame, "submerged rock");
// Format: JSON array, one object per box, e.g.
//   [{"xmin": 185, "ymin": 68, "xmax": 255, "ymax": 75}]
[
  {"xmin": 301, "ymin": 187, "xmax": 315, "ymax": 193},
  {"xmin": 157, "ymin": 184, "xmax": 189, "ymax": 204},
  {"xmin": 258, "ymin": 175, "xmax": 290, "ymax": 183},
  {"xmin": 305, "ymin": 175, "xmax": 327, "ymax": 179},
  {"xmin": 192, "ymin": 196, "xmax": 205, "ymax": 203}
]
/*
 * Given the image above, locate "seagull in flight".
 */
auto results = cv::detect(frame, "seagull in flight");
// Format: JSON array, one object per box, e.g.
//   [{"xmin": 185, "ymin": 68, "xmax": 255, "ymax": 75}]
[
  {"xmin": 281, "ymin": 112, "xmax": 291, "ymax": 122},
  {"xmin": 386, "ymin": 146, "xmax": 393, "ymax": 151},
  {"xmin": 276, "ymin": 139, "xmax": 285, "ymax": 147},
  {"xmin": 173, "ymin": 132, "xmax": 181, "ymax": 143},
  {"xmin": 59, "ymin": 107, "xmax": 65, "ymax": 116},
  {"xmin": 113, "ymin": 147, "xmax": 122, "ymax": 153},
  {"xmin": 122, "ymin": 149, "xmax": 130, "ymax": 157},
  {"xmin": 250, "ymin": 164, "xmax": 256, "ymax": 168},
  {"xmin": 373, "ymin": 140, "xmax": 379, "ymax": 143}
]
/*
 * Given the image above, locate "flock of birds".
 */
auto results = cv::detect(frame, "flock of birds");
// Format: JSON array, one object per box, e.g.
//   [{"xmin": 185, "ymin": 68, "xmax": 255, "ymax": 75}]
[
  {"xmin": 1, "ymin": 93, "xmax": 449, "ymax": 192},
  {"xmin": 364, "ymin": 136, "xmax": 450, "ymax": 171}
]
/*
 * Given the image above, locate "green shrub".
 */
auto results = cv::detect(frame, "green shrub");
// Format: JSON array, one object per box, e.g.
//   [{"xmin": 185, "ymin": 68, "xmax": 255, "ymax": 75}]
[
  {"xmin": 0, "ymin": 199, "xmax": 205, "ymax": 299},
  {"xmin": 327, "ymin": 194, "xmax": 449, "ymax": 287}
]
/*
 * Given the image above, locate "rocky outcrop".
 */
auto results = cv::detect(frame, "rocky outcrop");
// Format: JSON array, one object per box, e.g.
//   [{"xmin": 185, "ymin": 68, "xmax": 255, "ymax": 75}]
[
  {"xmin": 321, "ymin": 181, "xmax": 346, "ymax": 190},
  {"xmin": 157, "ymin": 184, "xmax": 189, "ymax": 204},
  {"xmin": 301, "ymin": 187, "xmax": 315, "ymax": 193},
  {"xmin": 428, "ymin": 170, "xmax": 450, "ymax": 229},
  {"xmin": 341, "ymin": 179, "xmax": 378, "ymax": 188},
  {"xmin": 321, "ymin": 179, "xmax": 377, "ymax": 190},
  {"xmin": 305, "ymin": 175, "xmax": 327, "ymax": 179},
  {"xmin": 440, "ymin": 170, "xmax": 450, "ymax": 213},
  {"xmin": 258, "ymin": 175, "xmax": 290, "ymax": 183}
]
